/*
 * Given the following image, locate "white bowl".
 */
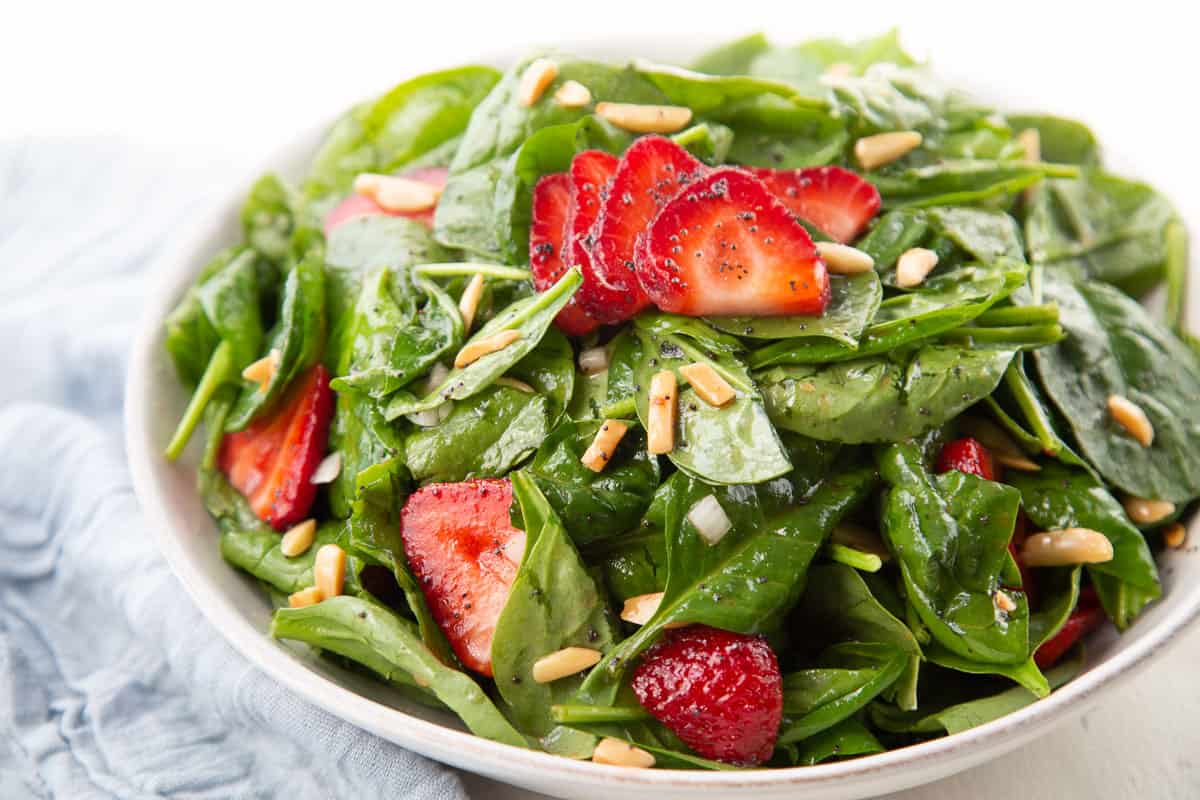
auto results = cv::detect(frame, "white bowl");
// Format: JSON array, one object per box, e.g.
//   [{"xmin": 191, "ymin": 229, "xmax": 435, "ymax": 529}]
[{"xmin": 124, "ymin": 38, "xmax": 1200, "ymax": 800}]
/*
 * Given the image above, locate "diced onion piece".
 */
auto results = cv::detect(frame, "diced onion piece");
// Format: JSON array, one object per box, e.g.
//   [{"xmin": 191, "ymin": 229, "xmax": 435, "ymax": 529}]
[
  {"xmin": 581, "ymin": 420, "xmax": 629, "ymax": 472},
  {"xmin": 408, "ymin": 406, "xmax": 447, "ymax": 427},
  {"xmin": 646, "ymin": 370, "xmax": 677, "ymax": 454},
  {"xmin": 578, "ymin": 346, "xmax": 610, "ymax": 375},
  {"xmin": 688, "ymin": 494, "xmax": 732, "ymax": 545},
  {"xmin": 310, "ymin": 451, "xmax": 343, "ymax": 485},
  {"xmin": 678, "ymin": 362, "xmax": 735, "ymax": 407}
]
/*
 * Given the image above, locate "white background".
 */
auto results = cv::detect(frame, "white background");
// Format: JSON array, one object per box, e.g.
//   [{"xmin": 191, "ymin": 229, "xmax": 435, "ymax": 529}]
[{"xmin": 6, "ymin": 1, "xmax": 1200, "ymax": 797}]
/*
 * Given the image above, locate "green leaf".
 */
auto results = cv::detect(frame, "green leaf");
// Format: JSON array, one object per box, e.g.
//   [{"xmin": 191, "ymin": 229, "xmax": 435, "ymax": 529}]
[
  {"xmin": 870, "ymin": 159, "xmax": 1075, "ymax": 209},
  {"xmin": 632, "ymin": 59, "xmax": 825, "ymax": 112},
  {"xmin": 688, "ymin": 33, "xmax": 771, "ymax": 76},
  {"xmin": 1006, "ymin": 114, "xmax": 1100, "ymax": 166},
  {"xmin": 708, "ymin": 93, "xmax": 848, "ymax": 169},
  {"xmin": 491, "ymin": 474, "xmax": 619, "ymax": 756},
  {"xmin": 385, "ymin": 268, "xmax": 581, "ymax": 417},
  {"xmin": 525, "ymin": 419, "xmax": 660, "ymax": 547},
  {"xmin": 241, "ymin": 173, "xmax": 297, "ymax": 265},
  {"xmin": 707, "ymin": 271, "xmax": 882, "ymax": 343},
  {"xmin": 508, "ymin": 327, "xmax": 576, "ymax": 422},
  {"xmin": 924, "ymin": 646, "xmax": 1049, "ymax": 698},
  {"xmin": 793, "ymin": 563, "xmax": 922, "ymax": 657},
  {"xmin": 1029, "ymin": 274, "xmax": 1200, "ymax": 503},
  {"xmin": 783, "ymin": 716, "xmax": 884, "ymax": 766},
  {"xmin": 327, "ymin": 391, "xmax": 405, "ymax": 520},
  {"xmin": 743, "ymin": 29, "xmax": 915, "ymax": 88},
  {"xmin": 778, "ymin": 642, "xmax": 908, "ymax": 744}
]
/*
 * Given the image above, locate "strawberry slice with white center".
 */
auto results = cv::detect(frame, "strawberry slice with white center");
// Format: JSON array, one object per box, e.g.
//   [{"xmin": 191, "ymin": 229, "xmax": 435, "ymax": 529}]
[
  {"xmin": 323, "ymin": 166, "xmax": 449, "ymax": 234},
  {"xmin": 529, "ymin": 173, "xmax": 602, "ymax": 336},
  {"xmin": 750, "ymin": 165, "xmax": 881, "ymax": 244},
  {"xmin": 586, "ymin": 136, "xmax": 707, "ymax": 323},
  {"xmin": 636, "ymin": 168, "xmax": 830, "ymax": 317}
]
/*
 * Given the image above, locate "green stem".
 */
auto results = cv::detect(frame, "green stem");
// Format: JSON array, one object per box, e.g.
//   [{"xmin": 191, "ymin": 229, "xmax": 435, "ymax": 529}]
[
  {"xmin": 1002, "ymin": 359, "xmax": 1061, "ymax": 456},
  {"xmin": 413, "ymin": 262, "xmax": 533, "ymax": 281},
  {"xmin": 165, "ymin": 341, "xmax": 234, "ymax": 460},
  {"xmin": 1165, "ymin": 221, "xmax": 1189, "ymax": 335},
  {"xmin": 940, "ymin": 324, "xmax": 1064, "ymax": 347},
  {"xmin": 551, "ymin": 704, "xmax": 652, "ymax": 724},
  {"xmin": 823, "ymin": 543, "xmax": 883, "ymax": 573},
  {"xmin": 599, "ymin": 396, "xmax": 637, "ymax": 420},
  {"xmin": 974, "ymin": 304, "xmax": 1059, "ymax": 328}
]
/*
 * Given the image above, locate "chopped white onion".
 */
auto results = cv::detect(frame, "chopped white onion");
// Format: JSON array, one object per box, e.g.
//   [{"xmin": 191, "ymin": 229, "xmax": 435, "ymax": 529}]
[
  {"xmin": 426, "ymin": 362, "xmax": 450, "ymax": 391},
  {"xmin": 578, "ymin": 346, "xmax": 609, "ymax": 375},
  {"xmin": 309, "ymin": 451, "xmax": 343, "ymax": 485},
  {"xmin": 687, "ymin": 494, "xmax": 732, "ymax": 546},
  {"xmin": 408, "ymin": 404, "xmax": 449, "ymax": 428}
]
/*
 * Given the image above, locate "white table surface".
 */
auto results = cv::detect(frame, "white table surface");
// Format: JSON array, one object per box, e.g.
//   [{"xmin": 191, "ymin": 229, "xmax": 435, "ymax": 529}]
[{"xmin": 10, "ymin": 1, "xmax": 1198, "ymax": 796}]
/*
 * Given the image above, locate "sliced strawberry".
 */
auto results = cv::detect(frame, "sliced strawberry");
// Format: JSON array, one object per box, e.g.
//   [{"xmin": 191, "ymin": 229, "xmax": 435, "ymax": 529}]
[
  {"xmin": 219, "ymin": 364, "xmax": 334, "ymax": 531},
  {"xmin": 400, "ymin": 479, "xmax": 526, "ymax": 676},
  {"xmin": 631, "ymin": 626, "xmax": 782, "ymax": 766},
  {"xmin": 530, "ymin": 172, "xmax": 602, "ymax": 336},
  {"xmin": 587, "ymin": 136, "xmax": 707, "ymax": 323},
  {"xmin": 322, "ymin": 166, "xmax": 449, "ymax": 234},
  {"xmin": 750, "ymin": 166, "xmax": 881, "ymax": 244},
  {"xmin": 1035, "ymin": 586, "xmax": 1105, "ymax": 668},
  {"xmin": 637, "ymin": 168, "xmax": 829, "ymax": 317},
  {"xmin": 565, "ymin": 150, "xmax": 619, "ymax": 273},
  {"xmin": 936, "ymin": 437, "xmax": 998, "ymax": 481}
]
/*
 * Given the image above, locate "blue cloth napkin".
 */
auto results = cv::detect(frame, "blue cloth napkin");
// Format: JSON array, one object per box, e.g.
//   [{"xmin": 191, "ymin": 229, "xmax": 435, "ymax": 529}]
[{"xmin": 0, "ymin": 138, "xmax": 468, "ymax": 800}]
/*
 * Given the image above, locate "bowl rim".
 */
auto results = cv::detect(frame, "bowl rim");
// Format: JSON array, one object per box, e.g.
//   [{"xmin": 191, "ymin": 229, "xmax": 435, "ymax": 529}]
[{"xmin": 123, "ymin": 38, "xmax": 1200, "ymax": 795}]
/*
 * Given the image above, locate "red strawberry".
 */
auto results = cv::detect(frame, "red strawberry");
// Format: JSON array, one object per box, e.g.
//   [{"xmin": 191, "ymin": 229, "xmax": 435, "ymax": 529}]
[
  {"xmin": 399, "ymin": 479, "xmax": 526, "ymax": 676},
  {"xmin": 936, "ymin": 437, "xmax": 998, "ymax": 481},
  {"xmin": 219, "ymin": 364, "xmax": 334, "ymax": 531},
  {"xmin": 529, "ymin": 173, "xmax": 602, "ymax": 336},
  {"xmin": 636, "ymin": 169, "xmax": 830, "ymax": 317},
  {"xmin": 565, "ymin": 150, "xmax": 619, "ymax": 273},
  {"xmin": 1035, "ymin": 587, "xmax": 1105, "ymax": 668},
  {"xmin": 322, "ymin": 166, "xmax": 449, "ymax": 234},
  {"xmin": 587, "ymin": 136, "xmax": 707, "ymax": 323},
  {"xmin": 750, "ymin": 166, "xmax": 881, "ymax": 244},
  {"xmin": 631, "ymin": 626, "xmax": 783, "ymax": 766}
]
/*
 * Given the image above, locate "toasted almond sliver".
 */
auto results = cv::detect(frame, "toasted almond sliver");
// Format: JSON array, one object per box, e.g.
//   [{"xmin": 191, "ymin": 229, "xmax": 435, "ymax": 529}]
[
  {"xmin": 895, "ymin": 247, "xmax": 939, "ymax": 289},
  {"xmin": 1122, "ymin": 496, "xmax": 1176, "ymax": 526},
  {"xmin": 647, "ymin": 370, "xmax": 677, "ymax": 455},
  {"xmin": 280, "ymin": 519, "xmax": 317, "ymax": 558},
  {"xmin": 1021, "ymin": 528, "xmax": 1114, "ymax": 567},
  {"xmin": 855, "ymin": 130, "xmax": 923, "ymax": 170},
  {"xmin": 994, "ymin": 590, "xmax": 1018, "ymax": 613},
  {"xmin": 593, "ymin": 737, "xmax": 656, "ymax": 768},
  {"xmin": 581, "ymin": 419, "xmax": 630, "ymax": 473},
  {"xmin": 531, "ymin": 647, "xmax": 603, "ymax": 683},
  {"xmin": 1107, "ymin": 394, "xmax": 1154, "ymax": 447},
  {"xmin": 242, "ymin": 348, "xmax": 281, "ymax": 392},
  {"xmin": 518, "ymin": 58, "xmax": 559, "ymax": 107},
  {"xmin": 679, "ymin": 362, "xmax": 736, "ymax": 408},
  {"xmin": 1164, "ymin": 522, "xmax": 1187, "ymax": 549},
  {"xmin": 816, "ymin": 242, "xmax": 875, "ymax": 275},
  {"xmin": 596, "ymin": 102, "xmax": 692, "ymax": 134},
  {"xmin": 288, "ymin": 586, "xmax": 324, "ymax": 608},
  {"xmin": 554, "ymin": 79, "xmax": 592, "ymax": 108},
  {"xmin": 458, "ymin": 273, "xmax": 486, "ymax": 332},
  {"xmin": 355, "ymin": 173, "xmax": 441, "ymax": 213},
  {"xmin": 1017, "ymin": 128, "xmax": 1041, "ymax": 163},
  {"xmin": 494, "ymin": 376, "xmax": 536, "ymax": 393},
  {"xmin": 620, "ymin": 592, "xmax": 665, "ymax": 626},
  {"xmin": 313, "ymin": 543, "xmax": 347, "ymax": 599},
  {"xmin": 454, "ymin": 329, "xmax": 523, "ymax": 369},
  {"xmin": 994, "ymin": 452, "xmax": 1041, "ymax": 472}
]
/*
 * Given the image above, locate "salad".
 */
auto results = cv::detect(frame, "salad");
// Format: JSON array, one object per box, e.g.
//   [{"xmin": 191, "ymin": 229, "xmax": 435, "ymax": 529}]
[{"xmin": 163, "ymin": 30, "xmax": 1196, "ymax": 770}]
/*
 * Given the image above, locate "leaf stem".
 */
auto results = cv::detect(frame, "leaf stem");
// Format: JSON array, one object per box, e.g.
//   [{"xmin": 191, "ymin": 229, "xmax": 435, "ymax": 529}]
[
  {"xmin": 599, "ymin": 396, "xmax": 637, "ymax": 420},
  {"xmin": 974, "ymin": 304, "xmax": 1059, "ymax": 328},
  {"xmin": 823, "ymin": 543, "xmax": 883, "ymax": 573},
  {"xmin": 165, "ymin": 341, "xmax": 234, "ymax": 461},
  {"xmin": 551, "ymin": 704, "xmax": 652, "ymax": 724},
  {"xmin": 413, "ymin": 263, "xmax": 533, "ymax": 281},
  {"xmin": 940, "ymin": 324, "xmax": 1064, "ymax": 347},
  {"xmin": 1001, "ymin": 359, "xmax": 1061, "ymax": 456}
]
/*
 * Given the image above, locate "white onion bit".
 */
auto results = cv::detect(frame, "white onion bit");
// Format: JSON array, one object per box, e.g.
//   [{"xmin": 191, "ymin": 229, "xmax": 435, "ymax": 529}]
[
  {"xmin": 578, "ymin": 346, "xmax": 610, "ymax": 375},
  {"xmin": 688, "ymin": 494, "xmax": 732, "ymax": 546},
  {"xmin": 309, "ymin": 451, "xmax": 343, "ymax": 485},
  {"xmin": 408, "ymin": 405, "xmax": 448, "ymax": 428}
]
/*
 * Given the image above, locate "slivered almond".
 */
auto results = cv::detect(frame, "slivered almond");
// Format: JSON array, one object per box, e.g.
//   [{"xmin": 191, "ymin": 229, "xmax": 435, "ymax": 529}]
[
  {"xmin": 994, "ymin": 590, "xmax": 1018, "ymax": 613},
  {"xmin": 581, "ymin": 419, "xmax": 630, "ymax": 472},
  {"xmin": 620, "ymin": 592, "xmax": 664, "ymax": 626},
  {"xmin": 518, "ymin": 58, "xmax": 559, "ymax": 106},
  {"xmin": 458, "ymin": 274, "xmax": 486, "ymax": 332},
  {"xmin": 310, "ymin": 451, "xmax": 342, "ymax": 485},
  {"xmin": 816, "ymin": 242, "xmax": 875, "ymax": 275},
  {"xmin": 242, "ymin": 348, "xmax": 281, "ymax": 392},
  {"xmin": 678, "ymin": 362, "xmax": 735, "ymax": 407},
  {"xmin": 288, "ymin": 586, "xmax": 324, "ymax": 608},
  {"xmin": 354, "ymin": 173, "xmax": 441, "ymax": 212},
  {"xmin": 531, "ymin": 647, "xmax": 602, "ymax": 683},
  {"xmin": 854, "ymin": 130, "xmax": 923, "ymax": 170},
  {"xmin": 494, "ymin": 376, "xmax": 535, "ymax": 393},
  {"xmin": 554, "ymin": 79, "xmax": 592, "ymax": 108},
  {"xmin": 1021, "ymin": 528, "xmax": 1114, "ymax": 567},
  {"xmin": 596, "ymin": 102, "xmax": 692, "ymax": 134},
  {"xmin": 646, "ymin": 370, "xmax": 677, "ymax": 454},
  {"xmin": 1122, "ymin": 496, "xmax": 1176, "ymax": 526},
  {"xmin": 593, "ymin": 738, "xmax": 656, "ymax": 768},
  {"xmin": 454, "ymin": 329, "xmax": 522, "ymax": 368},
  {"xmin": 280, "ymin": 519, "xmax": 317, "ymax": 558},
  {"xmin": 1107, "ymin": 394, "xmax": 1154, "ymax": 447},
  {"xmin": 895, "ymin": 247, "xmax": 939, "ymax": 289},
  {"xmin": 313, "ymin": 543, "xmax": 346, "ymax": 599},
  {"xmin": 1164, "ymin": 522, "xmax": 1187, "ymax": 549}
]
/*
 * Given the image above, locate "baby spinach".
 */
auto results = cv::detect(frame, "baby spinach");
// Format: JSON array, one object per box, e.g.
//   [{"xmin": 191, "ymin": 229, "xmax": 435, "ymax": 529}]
[
  {"xmin": 525, "ymin": 419, "xmax": 660, "ymax": 546},
  {"xmin": 632, "ymin": 58, "xmax": 823, "ymax": 112},
  {"xmin": 491, "ymin": 474, "xmax": 618, "ymax": 756},
  {"xmin": 1029, "ymin": 274, "xmax": 1200, "ymax": 503},
  {"xmin": 1006, "ymin": 114, "xmax": 1100, "ymax": 166},
  {"xmin": 385, "ymin": 269, "xmax": 581, "ymax": 417},
  {"xmin": 327, "ymin": 392, "xmax": 405, "ymax": 519},
  {"xmin": 879, "ymin": 444, "xmax": 1030, "ymax": 665},
  {"xmin": 707, "ymin": 271, "xmax": 882, "ymax": 343},
  {"xmin": 508, "ymin": 328, "xmax": 575, "ymax": 421},
  {"xmin": 591, "ymin": 527, "xmax": 669, "ymax": 602},
  {"xmin": 778, "ymin": 642, "xmax": 908, "ymax": 744},
  {"xmin": 759, "ymin": 345, "xmax": 1015, "ymax": 443},
  {"xmin": 241, "ymin": 174, "xmax": 298, "ymax": 266},
  {"xmin": 869, "ymin": 159, "xmax": 1075, "ymax": 209},
  {"xmin": 782, "ymin": 716, "xmax": 884, "ymax": 766},
  {"xmin": 706, "ymin": 94, "xmax": 848, "ymax": 169}
]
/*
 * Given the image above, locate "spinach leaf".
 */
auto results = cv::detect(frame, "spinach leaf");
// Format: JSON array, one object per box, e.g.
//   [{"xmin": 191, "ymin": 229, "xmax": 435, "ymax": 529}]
[
  {"xmin": 272, "ymin": 595, "xmax": 528, "ymax": 748},
  {"xmin": 778, "ymin": 642, "xmax": 907, "ymax": 744},
  {"xmin": 782, "ymin": 716, "xmax": 884, "ymax": 766},
  {"xmin": 870, "ymin": 159, "xmax": 1075, "ymax": 209},
  {"xmin": 688, "ymin": 33, "xmax": 771, "ymax": 76},
  {"xmin": 707, "ymin": 94, "xmax": 848, "ymax": 169},
  {"xmin": 241, "ymin": 173, "xmax": 297, "ymax": 266},
  {"xmin": 627, "ymin": 314, "xmax": 792, "ymax": 484},
  {"xmin": 327, "ymin": 392, "xmax": 405, "ymax": 519},
  {"xmin": 793, "ymin": 564, "xmax": 922, "ymax": 657},
  {"xmin": 226, "ymin": 250, "xmax": 327, "ymax": 430},
  {"xmin": 1006, "ymin": 114, "xmax": 1100, "ymax": 166},
  {"xmin": 492, "ymin": 474, "xmax": 618, "ymax": 756},
  {"xmin": 923, "ymin": 646, "xmax": 1048, "ymax": 698},
  {"xmin": 759, "ymin": 345, "xmax": 1014, "ymax": 443},
  {"xmin": 578, "ymin": 464, "xmax": 875, "ymax": 703},
  {"xmin": 404, "ymin": 385, "xmax": 549, "ymax": 484},
  {"xmin": 508, "ymin": 327, "xmax": 575, "ymax": 421},
  {"xmin": 632, "ymin": 59, "xmax": 823, "ymax": 112},
  {"xmin": 525, "ymin": 419, "xmax": 660, "ymax": 546},
  {"xmin": 879, "ymin": 443, "xmax": 1030, "ymax": 665},
  {"xmin": 742, "ymin": 29, "xmax": 915, "ymax": 88},
  {"xmin": 303, "ymin": 66, "xmax": 500, "ymax": 208},
  {"xmin": 671, "ymin": 122, "xmax": 735, "ymax": 165},
  {"xmin": 1028, "ymin": 274, "xmax": 1200, "ymax": 503},
  {"xmin": 590, "ymin": 527, "xmax": 669, "ymax": 602},
  {"xmin": 385, "ymin": 269, "xmax": 581, "ymax": 417},
  {"xmin": 707, "ymin": 271, "xmax": 882, "ymax": 343}
]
